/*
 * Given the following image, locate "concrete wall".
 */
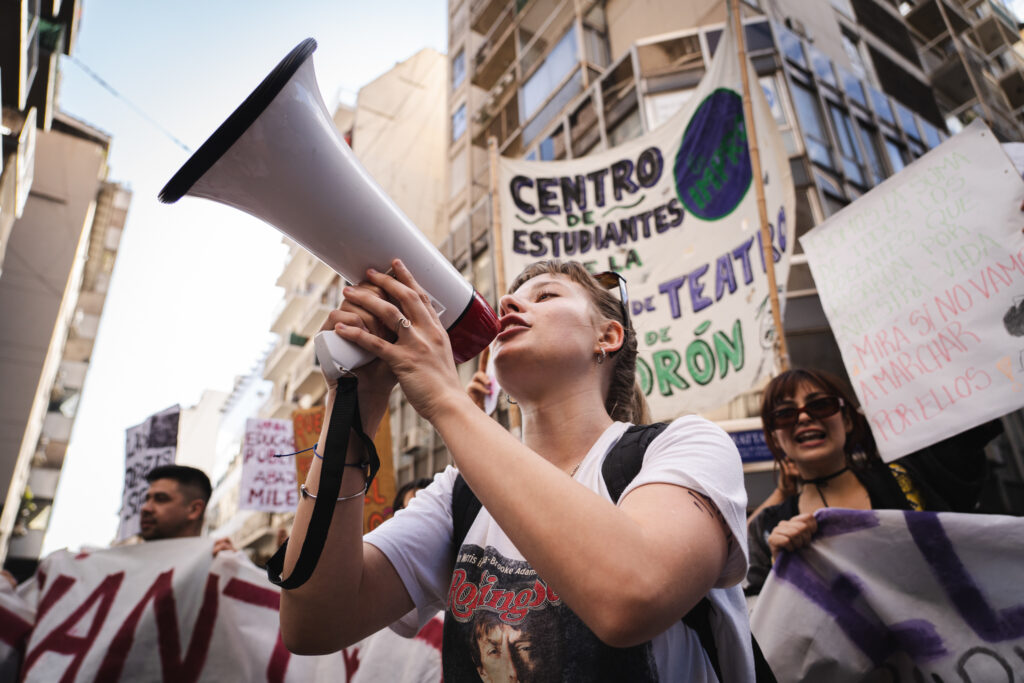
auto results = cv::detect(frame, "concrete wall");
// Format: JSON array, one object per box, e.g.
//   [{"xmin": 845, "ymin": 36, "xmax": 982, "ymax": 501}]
[
  {"xmin": 350, "ymin": 48, "xmax": 448, "ymax": 246},
  {"xmin": 0, "ymin": 123, "xmax": 108, "ymax": 554}
]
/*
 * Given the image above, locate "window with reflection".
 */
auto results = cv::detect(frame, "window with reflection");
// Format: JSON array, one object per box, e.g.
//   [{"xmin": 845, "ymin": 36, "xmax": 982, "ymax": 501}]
[
  {"xmin": 791, "ymin": 81, "xmax": 834, "ymax": 170},
  {"xmin": 884, "ymin": 137, "xmax": 910, "ymax": 174},
  {"xmin": 838, "ymin": 67, "xmax": 868, "ymax": 109},
  {"xmin": 920, "ymin": 120, "xmax": 943, "ymax": 148},
  {"xmin": 896, "ymin": 102, "xmax": 922, "ymax": 141},
  {"xmin": 856, "ymin": 120, "xmax": 887, "ymax": 186},
  {"xmin": 808, "ymin": 45, "xmax": 837, "ymax": 87},
  {"xmin": 521, "ymin": 26, "xmax": 579, "ymax": 121},
  {"xmin": 775, "ymin": 24, "xmax": 807, "ymax": 68},
  {"xmin": 828, "ymin": 103, "xmax": 865, "ymax": 186},
  {"xmin": 452, "ymin": 103, "xmax": 467, "ymax": 142},
  {"xmin": 868, "ymin": 86, "xmax": 895, "ymax": 125},
  {"xmin": 452, "ymin": 50, "xmax": 466, "ymax": 90}
]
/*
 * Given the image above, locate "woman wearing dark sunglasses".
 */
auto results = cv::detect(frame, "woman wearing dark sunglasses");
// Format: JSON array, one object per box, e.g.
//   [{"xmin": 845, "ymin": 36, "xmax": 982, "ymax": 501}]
[
  {"xmin": 745, "ymin": 368, "xmax": 996, "ymax": 596},
  {"xmin": 280, "ymin": 259, "xmax": 755, "ymax": 681}
]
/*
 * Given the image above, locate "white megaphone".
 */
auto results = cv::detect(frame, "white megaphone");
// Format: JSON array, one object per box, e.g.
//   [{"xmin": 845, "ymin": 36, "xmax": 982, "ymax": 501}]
[{"xmin": 159, "ymin": 39, "xmax": 499, "ymax": 379}]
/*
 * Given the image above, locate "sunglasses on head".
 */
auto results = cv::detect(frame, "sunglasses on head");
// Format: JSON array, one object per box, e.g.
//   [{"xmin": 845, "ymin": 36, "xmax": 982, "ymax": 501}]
[
  {"xmin": 768, "ymin": 396, "xmax": 844, "ymax": 430},
  {"xmin": 592, "ymin": 271, "xmax": 631, "ymax": 330}
]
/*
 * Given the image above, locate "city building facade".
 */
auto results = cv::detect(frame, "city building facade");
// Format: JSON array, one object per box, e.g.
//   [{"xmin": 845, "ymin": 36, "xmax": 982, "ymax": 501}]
[{"xmin": 0, "ymin": 111, "xmax": 131, "ymax": 578}]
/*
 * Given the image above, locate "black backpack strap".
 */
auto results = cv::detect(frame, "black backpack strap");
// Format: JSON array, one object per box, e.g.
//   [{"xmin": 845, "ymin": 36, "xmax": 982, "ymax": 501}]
[
  {"xmin": 265, "ymin": 376, "xmax": 379, "ymax": 589},
  {"xmin": 452, "ymin": 473, "xmax": 482, "ymax": 553},
  {"xmin": 682, "ymin": 597, "xmax": 722, "ymax": 681},
  {"xmin": 602, "ymin": 422, "xmax": 669, "ymax": 504},
  {"xmin": 605, "ymin": 422, "xmax": 776, "ymax": 682}
]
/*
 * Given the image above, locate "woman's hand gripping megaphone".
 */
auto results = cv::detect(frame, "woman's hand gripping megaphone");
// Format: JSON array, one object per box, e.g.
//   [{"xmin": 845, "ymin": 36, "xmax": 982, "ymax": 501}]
[{"xmin": 322, "ymin": 259, "xmax": 466, "ymax": 425}]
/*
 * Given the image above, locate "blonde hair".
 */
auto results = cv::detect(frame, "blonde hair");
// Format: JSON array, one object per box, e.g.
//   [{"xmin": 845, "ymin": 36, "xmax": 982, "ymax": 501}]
[{"xmin": 508, "ymin": 260, "xmax": 651, "ymax": 424}]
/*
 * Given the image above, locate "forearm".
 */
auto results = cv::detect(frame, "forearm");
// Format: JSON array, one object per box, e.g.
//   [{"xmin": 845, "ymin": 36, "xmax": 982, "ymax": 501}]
[
  {"xmin": 432, "ymin": 394, "xmax": 725, "ymax": 645},
  {"xmin": 279, "ymin": 387, "xmax": 388, "ymax": 652}
]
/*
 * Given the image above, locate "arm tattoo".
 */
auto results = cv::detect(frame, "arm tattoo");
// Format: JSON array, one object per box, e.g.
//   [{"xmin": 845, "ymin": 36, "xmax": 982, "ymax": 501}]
[{"xmin": 688, "ymin": 490, "xmax": 735, "ymax": 551}]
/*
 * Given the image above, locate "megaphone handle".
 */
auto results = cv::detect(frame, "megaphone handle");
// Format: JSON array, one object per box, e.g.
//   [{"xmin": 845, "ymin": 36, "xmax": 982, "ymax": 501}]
[{"xmin": 313, "ymin": 330, "xmax": 375, "ymax": 381}]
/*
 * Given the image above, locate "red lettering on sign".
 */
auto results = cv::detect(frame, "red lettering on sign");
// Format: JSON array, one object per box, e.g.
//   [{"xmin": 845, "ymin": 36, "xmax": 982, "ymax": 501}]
[
  {"xmin": 23, "ymin": 572, "xmax": 124, "ymax": 681},
  {"xmin": 222, "ymin": 577, "xmax": 292, "ymax": 683},
  {"xmin": 95, "ymin": 569, "xmax": 219, "ymax": 682}
]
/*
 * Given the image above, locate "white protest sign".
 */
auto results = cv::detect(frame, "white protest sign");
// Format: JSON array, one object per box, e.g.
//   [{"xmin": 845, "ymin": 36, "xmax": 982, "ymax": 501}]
[
  {"xmin": 801, "ymin": 120, "xmax": 1024, "ymax": 460},
  {"xmin": 497, "ymin": 20, "xmax": 794, "ymax": 417},
  {"xmin": 117, "ymin": 405, "xmax": 180, "ymax": 541},
  {"xmin": 240, "ymin": 418, "xmax": 297, "ymax": 512},
  {"xmin": 751, "ymin": 509, "xmax": 1024, "ymax": 681}
]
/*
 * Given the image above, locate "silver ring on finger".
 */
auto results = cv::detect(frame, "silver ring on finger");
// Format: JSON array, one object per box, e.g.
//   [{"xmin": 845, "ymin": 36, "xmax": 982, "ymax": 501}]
[{"xmin": 395, "ymin": 316, "xmax": 411, "ymax": 335}]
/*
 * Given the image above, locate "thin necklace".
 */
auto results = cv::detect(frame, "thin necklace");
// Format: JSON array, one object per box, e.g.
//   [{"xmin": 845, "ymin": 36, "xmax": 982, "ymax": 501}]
[
  {"xmin": 569, "ymin": 457, "xmax": 585, "ymax": 478},
  {"xmin": 805, "ymin": 466, "xmax": 849, "ymax": 507}
]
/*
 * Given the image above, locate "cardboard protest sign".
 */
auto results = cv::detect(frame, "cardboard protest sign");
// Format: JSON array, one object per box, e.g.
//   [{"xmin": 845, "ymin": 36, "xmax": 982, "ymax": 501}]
[
  {"xmin": 751, "ymin": 509, "xmax": 1024, "ymax": 681},
  {"xmin": 497, "ymin": 19, "xmax": 794, "ymax": 417},
  {"xmin": 240, "ymin": 418, "xmax": 297, "ymax": 512},
  {"xmin": 117, "ymin": 405, "xmax": 180, "ymax": 541},
  {"xmin": 290, "ymin": 406, "xmax": 324, "ymax": 487},
  {"xmin": 801, "ymin": 121, "xmax": 1024, "ymax": 460},
  {"xmin": 364, "ymin": 411, "xmax": 396, "ymax": 533},
  {"xmin": 289, "ymin": 405, "xmax": 395, "ymax": 532}
]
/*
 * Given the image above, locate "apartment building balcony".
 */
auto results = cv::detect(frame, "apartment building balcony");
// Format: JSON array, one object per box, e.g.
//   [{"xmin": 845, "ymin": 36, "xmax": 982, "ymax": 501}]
[
  {"xmin": 993, "ymin": 49, "xmax": 1024, "ymax": 110},
  {"xmin": 470, "ymin": 0, "xmax": 512, "ymax": 35},
  {"xmin": 275, "ymin": 244, "xmax": 314, "ymax": 291},
  {"xmin": 264, "ymin": 332, "xmax": 308, "ymax": 384},
  {"xmin": 289, "ymin": 341, "xmax": 326, "ymax": 405},
  {"xmin": 27, "ymin": 467, "xmax": 59, "ymax": 500},
  {"xmin": 971, "ymin": 1, "xmax": 1021, "ymax": 54},
  {"xmin": 904, "ymin": 0, "xmax": 972, "ymax": 44},
  {"xmin": 473, "ymin": 24, "xmax": 516, "ymax": 92},
  {"xmin": 261, "ymin": 378, "xmax": 295, "ymax": 421},
  {"xmin": 300, "ymin": 258, "xmax": 336, "ymax": 291},
  {"xmin": 8, "ymin": 529, "xmax": 44, "ymax": 560},
  {"xmin": 295, "ymin": 284, "xmax": 340, "ymax": 339},
  {"xmin": 270, "ymin": 285, "xmax": 314, "ymax": 336},
  {"xmin": 42, "ymin": 411, "xmax": 73, "ymax": 443}
]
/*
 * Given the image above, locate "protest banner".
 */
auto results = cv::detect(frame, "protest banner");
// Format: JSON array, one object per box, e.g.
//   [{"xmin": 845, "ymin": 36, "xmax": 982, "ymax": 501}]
[
  {"xmin": 801, "ymin": 121, "xmax": 1024, "ymax": 460},
  {"xmin": 290, "ymin": 406, "xmax": 324, "ymax": 487},
  {"xmin": 0, "ymin": 540, "xmax": 443, "ymax": 682},
  {"xmin": 750, "ymin": 509, "xmax": 1024, "ymax": 681},
  {"xmin": 0, "ymin": 538, "xmax": 347, "ymax": 681},
  {"xmin": 289, "ymin": 405, "xmax": 395, "ymax": 532},
  {"xmin": 240, "ymin": 418, "xmax": 297, "ymax": 512},
  {"xmin": 497, "ymin": 19, "xmax": 794, "ymax": 417},
  {"xmin": 117, "ymin": 405, "xmax": 180, "ymax": 541},
  {"xmin": 364, "ymin": 412, "xmax": 396, "ymax": 533}
]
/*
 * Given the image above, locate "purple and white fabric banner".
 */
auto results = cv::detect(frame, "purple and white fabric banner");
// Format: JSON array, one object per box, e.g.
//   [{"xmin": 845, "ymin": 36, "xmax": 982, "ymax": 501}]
[{"xmin": 750, "ymin": 509, "xmax": 1024, "ymax": 681}]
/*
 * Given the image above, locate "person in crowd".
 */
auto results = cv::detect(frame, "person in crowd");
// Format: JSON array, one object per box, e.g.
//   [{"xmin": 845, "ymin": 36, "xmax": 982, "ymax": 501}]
[
  {"xmin": 392, "ymin": 477, "xmax": 433, "ymax": 514},
  {"xmin": 279, "ymin": 258, "xmax": 754, "ymax": 680},
  {"xmin": 139, "ymin": 464, "xmax": 212, "ymax": 541},
  {"xmin": 745, "ymin": 368, "xmax": 999, "ymax": 595},
  {"xmin": 141, "ymin": 464, "xmax": 237, "ymax": 554}
]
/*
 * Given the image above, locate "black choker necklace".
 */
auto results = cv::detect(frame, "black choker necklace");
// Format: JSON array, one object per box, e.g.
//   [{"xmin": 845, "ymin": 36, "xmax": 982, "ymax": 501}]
[{"xmin": 804, "ymin": 466, "xmax": 849, "ymax": 507}]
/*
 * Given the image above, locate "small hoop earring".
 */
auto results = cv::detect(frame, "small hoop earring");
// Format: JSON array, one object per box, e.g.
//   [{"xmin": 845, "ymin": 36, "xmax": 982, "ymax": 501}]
[
  {"xmin": 506, "ymin": 394, "xmax": 517, "ymax": 405},
  {"xmin": 596, "ymin": 347, "xmax": 607, "ymax": 364}
]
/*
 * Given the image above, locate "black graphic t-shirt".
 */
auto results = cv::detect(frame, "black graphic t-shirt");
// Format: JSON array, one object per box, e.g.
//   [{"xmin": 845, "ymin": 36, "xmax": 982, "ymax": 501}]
[{"xmin": 365, "ymin": 419, "xmax": 753, "ymax": 682}]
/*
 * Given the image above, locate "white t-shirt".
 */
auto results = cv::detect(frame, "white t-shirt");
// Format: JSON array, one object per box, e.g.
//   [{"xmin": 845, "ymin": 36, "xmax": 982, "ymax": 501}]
[{"xmin": 365, "ymin": 417, "xmax": 754, "ymax": 682}]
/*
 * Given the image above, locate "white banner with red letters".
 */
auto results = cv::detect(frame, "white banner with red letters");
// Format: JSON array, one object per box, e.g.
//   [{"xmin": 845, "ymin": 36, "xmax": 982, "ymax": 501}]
[
  {"xmin": 240, "ymin": 418, "xmax": 298, "ymax": 512},
  {"xmin": 497, "ymin": 18, "xmax": 794, "ymax": 418},
  {"xmin": 0, "ymin": 539, "xmax": 443, "ymax": 682},
  {"xmin": 750, "ymin": 509, "xmax": 1024, "ymax": 681}
]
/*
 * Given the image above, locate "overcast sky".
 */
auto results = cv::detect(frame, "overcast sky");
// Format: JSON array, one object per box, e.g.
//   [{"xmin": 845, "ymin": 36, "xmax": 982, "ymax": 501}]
[{"xmin": 42, "ymin": 0, "xmax": 447, "ymax": 554}]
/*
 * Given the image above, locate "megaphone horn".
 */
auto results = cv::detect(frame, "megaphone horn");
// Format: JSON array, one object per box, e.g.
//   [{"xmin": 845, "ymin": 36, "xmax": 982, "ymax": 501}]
[{"xmin": 160, "ymin": 39, "xmax": 499, "ymax": 379}]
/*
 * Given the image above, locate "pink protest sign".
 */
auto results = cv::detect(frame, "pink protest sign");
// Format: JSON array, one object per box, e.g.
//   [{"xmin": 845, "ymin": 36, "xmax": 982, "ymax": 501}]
[
  {"xmin": 240, "ymin": 417, "xmax": 297, "ymax": 512},
  {"xmin": 801, "ymin": 121, "xmax": 1024, "ymax": 460}
]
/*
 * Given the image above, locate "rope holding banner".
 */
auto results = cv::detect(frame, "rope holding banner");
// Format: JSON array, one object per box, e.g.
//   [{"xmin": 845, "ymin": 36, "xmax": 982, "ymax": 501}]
[{"xmin": 265, "ymin": 377, "xmax": 379, "ymax": 589}]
